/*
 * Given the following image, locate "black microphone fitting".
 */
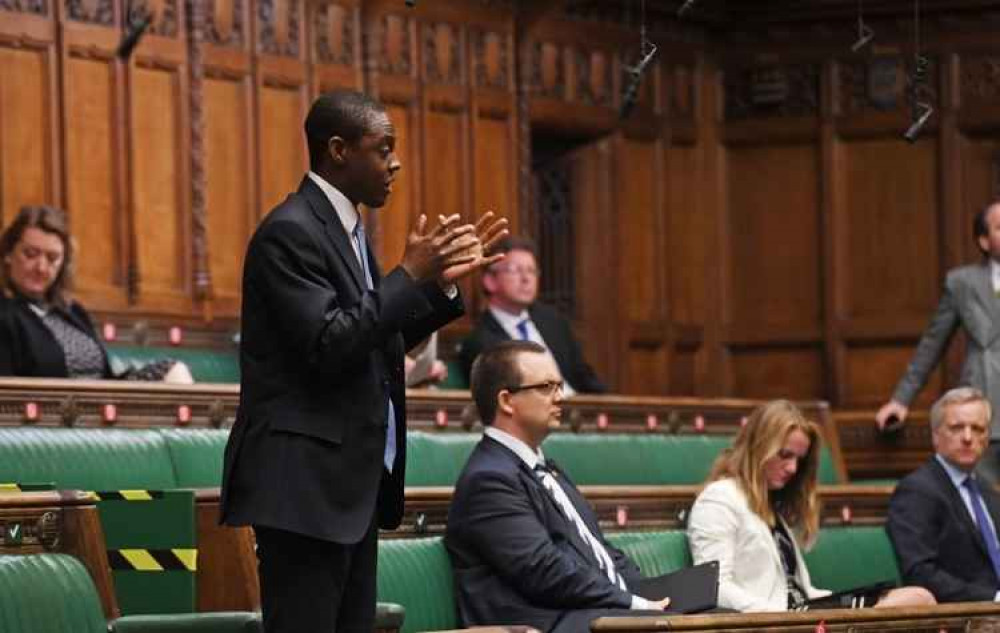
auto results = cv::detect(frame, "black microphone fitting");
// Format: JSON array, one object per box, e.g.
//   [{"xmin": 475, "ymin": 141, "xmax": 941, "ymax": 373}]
[
  {"xmin": 405, "ymin": 0, "xmax": 416, "ymax": 6},
  {"xmin": 116, "ymin": 11, "xmax": 152, "ymax": 59},
  {"xmin": 619, "ymin": 44, "xmax": 658, "ymax": 120}
]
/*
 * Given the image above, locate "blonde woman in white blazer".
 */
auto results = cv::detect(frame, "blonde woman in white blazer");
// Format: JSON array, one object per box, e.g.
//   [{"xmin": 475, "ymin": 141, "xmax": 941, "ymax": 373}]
[{"xmin": 688, "ymin": 400, "xmax": 935, "ymax": 613}]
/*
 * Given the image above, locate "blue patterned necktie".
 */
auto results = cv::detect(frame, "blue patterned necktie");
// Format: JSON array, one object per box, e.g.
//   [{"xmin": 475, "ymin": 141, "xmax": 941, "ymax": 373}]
[
  {"xmin": 963, "ymin": 476, "xmax": 1000, "ymax": 580},
  {"xmin": 353, "ymin": 221, "xmax": 397, "ymax": 472},
  {"xmin": 516, "ymin": 318, "xmax": 530, "ymax": 341}
]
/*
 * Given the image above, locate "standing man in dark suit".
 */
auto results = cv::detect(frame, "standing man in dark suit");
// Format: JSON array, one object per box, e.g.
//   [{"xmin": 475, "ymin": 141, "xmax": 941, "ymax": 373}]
[
  {"xmin": 458, "ymin": 237, "xmax": 606, "ymax": 394},
  {"xmin": 220, "ymin": 90, "xmax": 506, "ymax": 633},
  {"xmin": 445, "ymin": 341, "xmax": 669, "ymax": 632},
  {"xmin": 887, "ymin": 387, "xmax": 1000, "ymax": 602},
  {"xmin": 876, "ymin": 201, "xmax": 1000, "ymax": 479}
]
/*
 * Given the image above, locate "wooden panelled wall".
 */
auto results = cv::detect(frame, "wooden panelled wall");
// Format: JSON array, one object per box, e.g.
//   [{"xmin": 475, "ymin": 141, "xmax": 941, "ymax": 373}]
[{"xmin": 3, "ymin": 1, "xmax": 1000, "ymax": 407}]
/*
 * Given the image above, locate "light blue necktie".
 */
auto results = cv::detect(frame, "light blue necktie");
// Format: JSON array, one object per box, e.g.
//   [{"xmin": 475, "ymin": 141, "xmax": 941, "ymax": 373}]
[
  {"xmin": 353, "ymin": 221, "xmax": 397, "ymax": 472},
  {"xmin": 964, "ymin": 476, "xmax": 1000, "ymax": 581},
  {"xmin": 516, "ymin": 319, "xmax": 530, "ymax": 341}
]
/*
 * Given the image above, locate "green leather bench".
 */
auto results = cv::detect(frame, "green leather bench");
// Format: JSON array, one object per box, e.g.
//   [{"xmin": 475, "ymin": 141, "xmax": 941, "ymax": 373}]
[
  {"xmin": 107, "ymin": 345, "xmax": 240, "ymax": 384},
  {"xmin": 0, "ymin": 553, "xmax": 260, "ymax": 633},
  {"xmin": 377, "ymin": 527, "xmax": 900, "ymax": 633},
  {"xmin": 404, "ymin": 431, "xmax": 843, "ymax": 486}
]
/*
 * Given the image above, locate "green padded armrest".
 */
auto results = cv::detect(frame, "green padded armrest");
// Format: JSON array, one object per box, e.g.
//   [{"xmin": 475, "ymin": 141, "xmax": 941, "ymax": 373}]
[
  {"xmin": 109, "ymin": 612, "xmax": 261, "ymax": 633},
  {"xmin": 376, "ymin": 602, "xmax": 406, "ymax": 630},
  {"xmin": 0, "ymin": 553, "xmax": 108, "ymax": 633}
]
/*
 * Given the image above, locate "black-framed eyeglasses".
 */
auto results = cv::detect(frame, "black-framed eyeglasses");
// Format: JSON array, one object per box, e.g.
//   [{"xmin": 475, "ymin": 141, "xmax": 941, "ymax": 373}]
[{"xmin": 506, "ymin": 380, "xmax": 564, "ymax": 397}]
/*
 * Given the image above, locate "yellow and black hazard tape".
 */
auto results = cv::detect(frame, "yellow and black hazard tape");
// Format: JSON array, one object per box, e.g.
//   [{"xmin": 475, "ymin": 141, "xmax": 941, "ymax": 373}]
[
  {"xmin": 107, "ymin": 548, "xmax": 197, "ymax": 572},
  {"xmin": 91, "ymin": 490, "xmax": 165, "ymax": 501}
]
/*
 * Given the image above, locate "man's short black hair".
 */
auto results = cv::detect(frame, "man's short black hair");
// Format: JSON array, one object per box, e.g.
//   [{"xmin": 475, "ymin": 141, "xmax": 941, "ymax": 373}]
[
  {"xmin": 470, "ymin": 340, "xmax": 547, "ymax": 426},
  {"xmin": 973, "ymin": 201, "xmax": 1000, "ymax": 256},
  {"xmin": 304, "ymin": 90, "xmax": 386, "ymax": 170}
]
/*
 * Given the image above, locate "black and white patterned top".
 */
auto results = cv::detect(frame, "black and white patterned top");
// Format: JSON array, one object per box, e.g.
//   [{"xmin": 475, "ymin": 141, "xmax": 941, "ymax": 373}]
[
  {"xmin": 29, "ymin": 304, "xmax": 105, "ymax": 379},
  {"xmin": 772, "ymin": 520, "xmax": 809, "ymax": 610}
]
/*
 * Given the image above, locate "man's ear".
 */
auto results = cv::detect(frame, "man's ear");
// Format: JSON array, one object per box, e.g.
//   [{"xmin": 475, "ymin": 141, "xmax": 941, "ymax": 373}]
[
  {"xmin": 482, "ymin": 270, "xmax": 498, "ymax": 295},
  {"xmin": 328, "ymin": 136, "xmax": 349, "ymax": 166},
  {"xmin": 497, "ymin": 390, "xmax": 515, "ymax": 417}
]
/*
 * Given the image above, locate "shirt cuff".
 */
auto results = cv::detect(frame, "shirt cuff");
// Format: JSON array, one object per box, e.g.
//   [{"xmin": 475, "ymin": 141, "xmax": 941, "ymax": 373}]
[
  {"xmin": 442, "ymin": 284, "xmax": 458, "ymax": 299},
  {"xmin": 994, "ymin": 590, "xmax": 1000, "ymax": 602},
  {"xmin": 630, "ymin": 595, "xmax": 654, "ymax": 610}
]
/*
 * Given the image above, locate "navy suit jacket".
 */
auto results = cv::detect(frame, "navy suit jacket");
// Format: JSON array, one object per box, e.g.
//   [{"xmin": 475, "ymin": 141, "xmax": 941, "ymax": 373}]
[
  {"xmin": 220, "ymin": 177, "xmax": 463, "ymax": 543},
  {"xmin": 445, "ymin": 436, "xmax": 641, "ymax": 631},
  {"xmin": 458, "ymin": 303, "xmax": 607, "ymax": 393},
  {"xmin": 887, "ymin": 457, "xmax": 1000, "ymax": 602}
]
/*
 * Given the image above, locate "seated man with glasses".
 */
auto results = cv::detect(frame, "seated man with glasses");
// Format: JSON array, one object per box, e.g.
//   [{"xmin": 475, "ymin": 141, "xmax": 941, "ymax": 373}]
[
  {"xmin": 445, "ymin": 341, "xmax": 671, "ymax": 632},
  {"xmin": 458, "ymin": 236, "xmax": 606, "ymax": 395},
  {"xmin": 887, "ymin": 386, "xmax": 1000, "ymax": 602}
]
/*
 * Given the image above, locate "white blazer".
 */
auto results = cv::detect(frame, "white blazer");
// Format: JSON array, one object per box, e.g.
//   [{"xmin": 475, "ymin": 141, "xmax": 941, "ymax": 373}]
[{"xmin": 687, "ymin": 478, "xmax": 831, "ymax": 612}]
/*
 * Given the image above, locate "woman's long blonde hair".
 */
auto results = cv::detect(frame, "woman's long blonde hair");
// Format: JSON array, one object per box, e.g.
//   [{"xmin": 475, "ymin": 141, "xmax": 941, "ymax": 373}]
[{"xmin": 708, "ymin": 399, "xmax": 822, "ymax": 545}]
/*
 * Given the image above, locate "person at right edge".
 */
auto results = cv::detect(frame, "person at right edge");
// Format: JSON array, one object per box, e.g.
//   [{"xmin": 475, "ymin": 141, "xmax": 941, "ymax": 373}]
[{"xmin": 876, "ymin": 200, "xmax": 1000, "ymax": 483}]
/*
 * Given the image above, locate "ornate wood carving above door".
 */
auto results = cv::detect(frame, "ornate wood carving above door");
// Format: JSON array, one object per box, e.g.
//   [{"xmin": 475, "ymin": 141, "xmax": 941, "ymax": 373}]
[
  {"xmin": 0, "ymin": 0, "xmax": 46, "ymax": 14},
  {"xmin": 472, "ymin": 28, "xmax": 509, "ymax": 90},
  {"xmin": 258, "ymin": 0, "xmax": 300, "ymax": 58},
  {"xmin": 314, "ymin": 2, "xmax": 355, "ymax": 66},
  {"xmin": 379, "ymin": 13, "xmax": 412, "ymax": 76},
  {"xmin": 64, "ymin": 0, "xmax": 113, "ymax": 25},
  {"xmin": 423, "ymin": 21, "xmax": 462, "ymax": 85},
  {"xmin": 962, "ymin": 54, "xmax": 1000, "ymax": 105},
  {"xmin": 205, "ymin": 0, "xmax": 243, "ymax": 48},
  {"xmin": 724, "ymin": 62, "xmax": 820, "ymax": 120}
]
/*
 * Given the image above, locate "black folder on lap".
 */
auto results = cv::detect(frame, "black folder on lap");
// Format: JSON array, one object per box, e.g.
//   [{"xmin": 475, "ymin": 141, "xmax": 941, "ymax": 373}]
[{"xmin": 636, "ymin": 561, "xmax": 720, "ymax": 614}]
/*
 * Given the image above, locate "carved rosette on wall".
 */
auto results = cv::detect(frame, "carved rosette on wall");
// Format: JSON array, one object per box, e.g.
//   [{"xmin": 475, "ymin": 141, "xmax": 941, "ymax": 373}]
[
  {"xmin": 378, "ymin": 14, "xmax": 412, "ymax": 76},
  {"xmin": 575, "ymin": 48, "xmax": 612, "ymax": 108},
  {"xmin": 146, "ymin": 0, "xmax": 179, "ymax": 38},
  {"xmin": 205, "ymin": 0, "xmax": 244, "ymax": 48},
  {"xmin": 423, "ymin": 21, "xmax": 462, "ymax": 85},
  {"xmin": 837, "ymin": 55, "xmax": 938, "ymax": 115},
  {"xmin": 258, "ymin": 0, "xmax": 300, "ymax": 58},
  {"xmin": 724, "ymin": 63, "xmax": 820, "ymax": 119},
  {"xmin": 961, "ymin": 55, "xmax": 1000, "ymax": 105},
  {"xmin": 314, "ymin": 1, "xmax": 354, "ymax": 66},
  {"xmin": 0, "ymin": 0, "xmax": 47, "ymax": 14},
  {"xmin": 472, "ymin": 29, "xmax": 508, "ymax": 90},
  {"xmin": 64, "ymin": 0, "xmax": 114, "ymax": 25},
  {"xmin": 529, "ymin": 41, "xmax": 566, "ymax": 101}
]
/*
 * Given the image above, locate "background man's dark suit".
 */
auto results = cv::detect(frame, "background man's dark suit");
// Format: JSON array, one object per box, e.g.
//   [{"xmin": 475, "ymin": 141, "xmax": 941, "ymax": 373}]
[
  {"xmin": 887, "ymin": 457, "xmax": 1000, "ymax": 602},
  {"xmin": 459, "ymin": 303, "xmax": 607, "ymax": 394},
  {"xmin": 220, "ymin": 177, "xmax": 463, "ymax": 618},
  {"xmin": 445, "ymin": 436, "xmax": 645, "ymax": 633}
]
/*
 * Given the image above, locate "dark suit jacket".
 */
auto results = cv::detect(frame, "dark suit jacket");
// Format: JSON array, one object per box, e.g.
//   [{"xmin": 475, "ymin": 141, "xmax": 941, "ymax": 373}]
[
  {"xmin": 458, "ymin": 303, "xmax": 607, "ymax": 393},
  {"xmin": 445, "ymin": 436, "xmax": 641, "ymax": 632},
  {"xmin": 887, "ymin": 457, "xmax": 1000, "ymax": 602},
  {"xmin": 220, "ymin": 177, "xmax": 463, "ymax": 543},
  {"xmin": 0, "ymin": 293, "xmax": 110, "ymax": 378}
]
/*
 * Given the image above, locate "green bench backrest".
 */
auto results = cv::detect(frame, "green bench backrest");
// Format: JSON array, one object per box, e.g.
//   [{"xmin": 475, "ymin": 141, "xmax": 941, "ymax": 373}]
[
  {"xmin": 0, "ymin": 554, "xmax": 107, "ymax": 633},
  {"xmin": 606, "ymin": 530, "xmax": 692, "ymax": 577},
  {"xmin": 803, "ymin": 525, "xmax": 902, "ymax": 592},
  {"xmin": 158, "ymin": 428, "xmax": 230, "ymax": 488},
  {"xmin": 406, "ymin": 431, "xmax": 842, "ymax": 486},
  {"xmin": 0, "ymin": 428, "xmax": 177, "ymax": 490},
  {"xmin": 107, "ymin": 345, "xmax": 240, "ymax": 384},
  {"xmin": 377, "ymin": 537, "xmax": 457, "ymax": 633}
]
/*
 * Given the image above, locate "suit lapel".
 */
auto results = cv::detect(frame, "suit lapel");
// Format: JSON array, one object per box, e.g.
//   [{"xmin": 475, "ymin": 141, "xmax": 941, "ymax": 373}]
[
  {"xmin": 511, "ymin": 453, "xmax": 598, "ymax": 566},
  {"xmin": 482, "ymin": 310, "xmax": 511, "ymax": 340},
  {"xmin": 929, "ymin": 459, "xmax": 990, "ymax": 556},
  {"xmin": 299, "ymin": 177, "xmax": 366, "ymax": 293}
]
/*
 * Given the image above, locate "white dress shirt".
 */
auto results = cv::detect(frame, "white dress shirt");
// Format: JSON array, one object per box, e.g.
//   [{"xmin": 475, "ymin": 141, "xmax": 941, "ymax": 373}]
[{"xmin": 992, "ymin": 260, "xmax": 1000, "ymax": 295}]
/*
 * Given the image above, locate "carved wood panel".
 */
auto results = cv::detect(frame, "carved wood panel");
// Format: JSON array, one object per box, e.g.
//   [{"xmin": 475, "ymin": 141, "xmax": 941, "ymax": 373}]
[
  {"xmin": 423, "ymin": 21, "xmax": 462, "ymax": 85},
  {"xmin": 64, "ymin": 0, "xmax": 114, "ymax": 25},
  {"xmin": 0, "ymin": 0, "xmax": 47, "ymax": 14},
  {"xmin": 961, "ymin": 54, "xmax": 1000, "ymax": 105},
  {"xmin": 472, "ymin": 28, "xmax": 508, "ymax": 90},
  {"xmin": 378, "ymin": 13, "xmax": 412, "ymax": 76},
  {"xmin": 530, "ymin": 41, "xmax": 566, "ymax": 101},
  {"xmin": 724, "ymin": 63, "xmax": 820, "ymax": 119},
  {"xmin": 314, "ymin": 1, "xmax": 355, "ymax": 66},
  {"xmin": 258, "ymin": 0, "xmax": 300, "ymax": 58},
  {"xmin": 575, "ymin": 48, "xmax": 613, "ymax": 108},
  {"xmin": 837, "ymin": 55, "xmax": 939, "ymax": 115},
  {"xmin": 205, "ymin": 0, "xmax": 244, "ymax": 48}
]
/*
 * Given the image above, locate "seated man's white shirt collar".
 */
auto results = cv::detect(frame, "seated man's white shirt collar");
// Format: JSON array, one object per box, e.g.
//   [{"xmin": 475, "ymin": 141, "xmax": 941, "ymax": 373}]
[
  {"xmin": 487, "ymin": 305, "xmax": 577, "ymax": 396},
  {"xmin": 992, "ymin": 259, "xmax": 1000, "ymax": 294},
  {"xmin": 484, "ymin": 426, "xmax": 544, "ymax": 469}
]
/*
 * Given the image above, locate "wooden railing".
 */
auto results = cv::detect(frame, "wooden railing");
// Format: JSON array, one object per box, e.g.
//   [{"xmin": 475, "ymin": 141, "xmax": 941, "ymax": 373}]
[{"xmin": 833, "ymin": 410, "xmax": 932, "ymax": 480}]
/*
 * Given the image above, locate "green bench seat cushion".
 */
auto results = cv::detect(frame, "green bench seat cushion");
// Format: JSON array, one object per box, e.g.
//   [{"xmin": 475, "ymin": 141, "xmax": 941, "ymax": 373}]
[
  {"xmin": 0, "ymin": 554, "xmax": 108, "ymax": 633},
  {"xmin": 606, "ymin": 530, "xmax": 691, "ymax": 578},
  {"xmin": 0, "ymin": 428, "xmax": 177, "ymax": 491},
  {"xmin": 108, "ymin": 345, "xmax": 240, "ymax": 384},
  {"xmin": 803, "ymin": 526, "xmax": 902, "ymax": 592}
]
